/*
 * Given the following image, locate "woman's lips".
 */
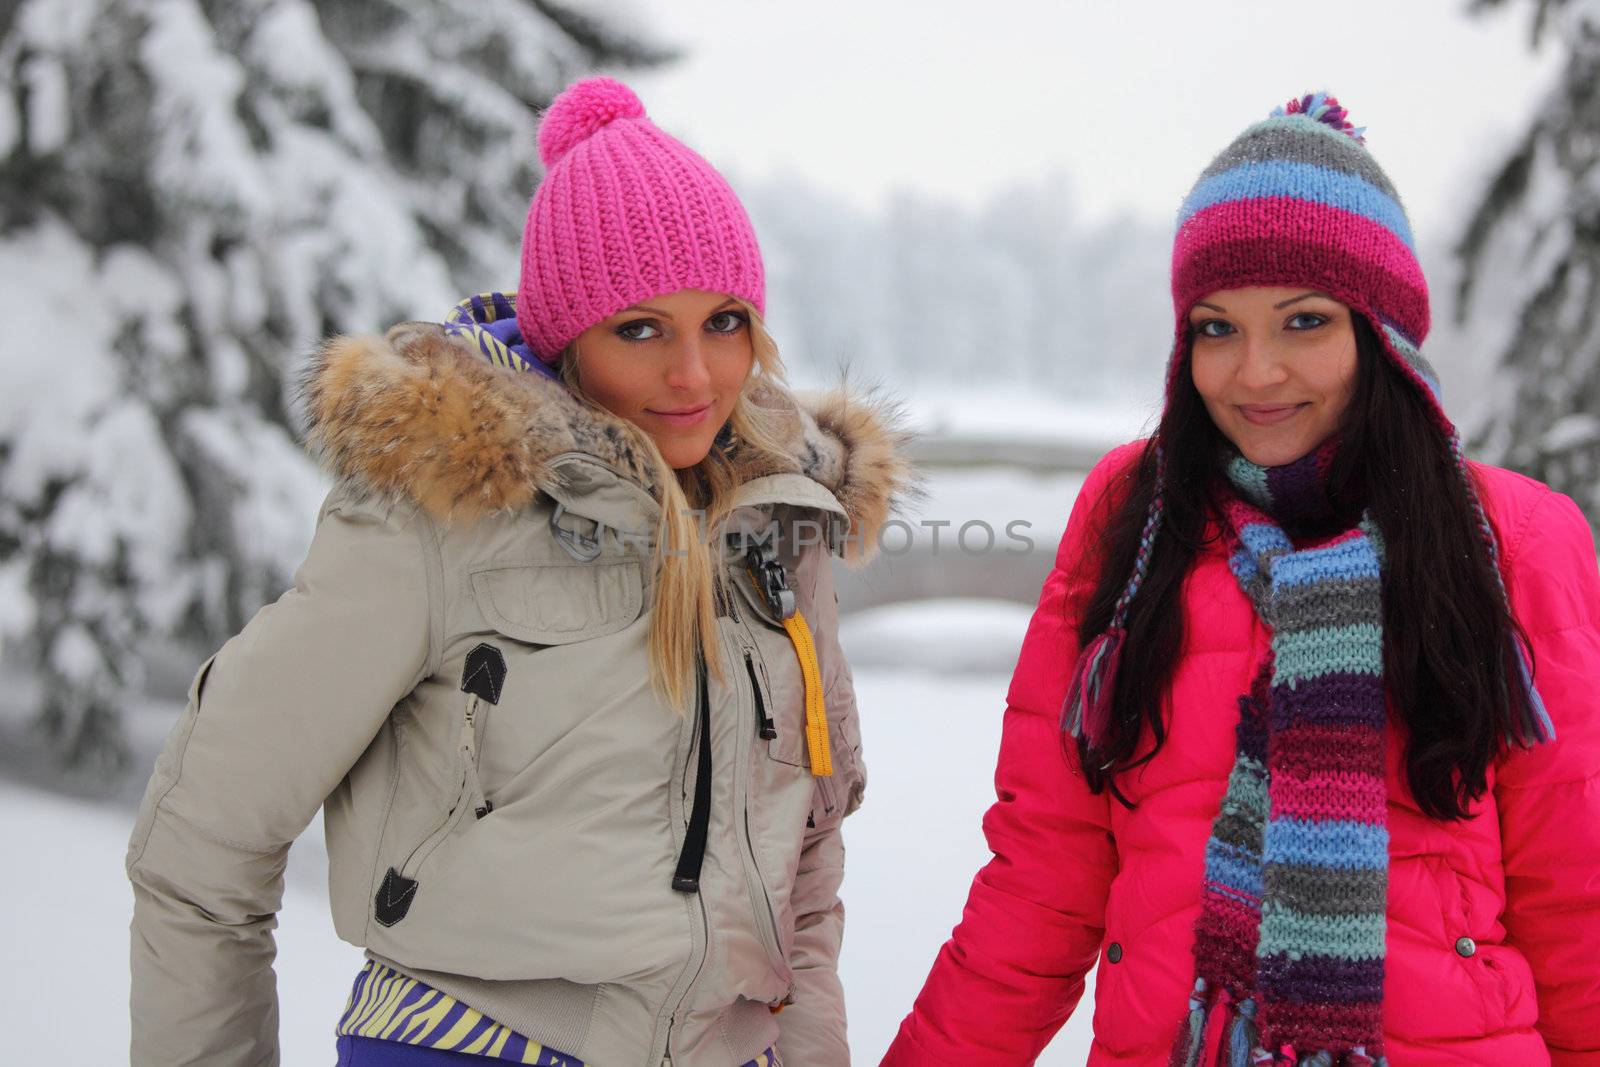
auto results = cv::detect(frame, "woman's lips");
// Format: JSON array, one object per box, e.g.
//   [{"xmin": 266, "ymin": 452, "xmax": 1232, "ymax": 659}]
[
  {"xmin": 1237, "ymin": 403, "xmax": 1307, "ymax": 426},
  {"xmin": 647, "ymin": 403, "xmax": 712, "ymax": 427}
]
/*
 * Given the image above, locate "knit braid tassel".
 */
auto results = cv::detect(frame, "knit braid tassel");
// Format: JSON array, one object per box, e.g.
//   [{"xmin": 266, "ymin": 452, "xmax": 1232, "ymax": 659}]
[
  {"xmin": 1062, "ymin": 625, "xmax": 1125, "ymax": 748},
  {"xmin": 1170, "ymin": 979, "xmax": 1209, "ymax": 1067},
  {"xmin": 1515, "ymin": 640, "xmax": 1557, "ymax": 744},
  {"xmin": 1452, "ymin": 435, "xmax": 1556, "ymax": 747},
  {"xmin": 1223, "ymin": 999, "xmax": 1259, "ymax": 1067}
]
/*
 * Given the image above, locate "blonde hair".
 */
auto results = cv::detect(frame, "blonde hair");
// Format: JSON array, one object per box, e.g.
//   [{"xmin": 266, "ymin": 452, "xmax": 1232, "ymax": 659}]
[{"xmin": 559, "ymin": 300, "xmax": 794, "ymax": 713}]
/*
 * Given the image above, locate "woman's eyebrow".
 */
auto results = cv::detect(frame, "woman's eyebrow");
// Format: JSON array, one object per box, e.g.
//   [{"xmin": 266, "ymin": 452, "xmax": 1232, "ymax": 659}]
[
  {"xmin": 617, "ymin": 303, "xmax": 670, "ymax": 317},
  {"xmin": 616, "ymin": 298, "xmax": 740, "ymax": 318},
  {"xmin": 1274, "ymin": 291, "xmax": 1331, "ymax": 309},
  {"xmin": 1193, "ymin": 301, "xmax": 1228, "ymax": 313}
]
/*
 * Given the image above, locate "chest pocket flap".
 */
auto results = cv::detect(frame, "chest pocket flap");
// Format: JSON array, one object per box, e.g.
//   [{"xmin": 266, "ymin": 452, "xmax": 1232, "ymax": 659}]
[{"xmin": 469, "ymin": 559, "xmax": 643, "ymax": 644}]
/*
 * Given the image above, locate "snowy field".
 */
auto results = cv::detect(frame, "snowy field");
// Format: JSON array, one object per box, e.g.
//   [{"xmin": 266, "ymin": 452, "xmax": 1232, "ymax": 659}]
[{"xmin": 0, "ymin": 600, "xmax": 1097, "ymax": 1066}]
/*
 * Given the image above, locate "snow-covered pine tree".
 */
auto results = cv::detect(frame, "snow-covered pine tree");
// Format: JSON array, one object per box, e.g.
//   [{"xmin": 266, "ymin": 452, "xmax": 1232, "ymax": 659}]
[
  {"xmin": 0, "ymin": 0, "xmax": 667, "ymax": 774},
  {"xmin": 1458, "ymin": 0, "xmax": 1600, "ymax": 534}
]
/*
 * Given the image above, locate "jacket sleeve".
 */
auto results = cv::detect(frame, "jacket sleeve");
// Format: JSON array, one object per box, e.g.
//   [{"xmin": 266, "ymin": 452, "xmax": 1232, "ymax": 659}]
[
  {"xmin": 1494, "ymin": 488, "xmax": 1600, "ymax": 1065},
  {"xmin": 776, "ymin": 538, "xmax": 867, "ymax": 1066},
  {"xmin": 880, "ymin": 446, "xmax": 1138, "ymax": 1067},
  {"xmin": 125, "ymin": 489, "xmax": 438, "ymax": 1067}
]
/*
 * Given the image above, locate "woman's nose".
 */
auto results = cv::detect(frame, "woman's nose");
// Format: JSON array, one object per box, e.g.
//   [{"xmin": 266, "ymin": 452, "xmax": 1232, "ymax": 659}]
[
  {"xmin": 1236, "ymin": 333, "xmax": 1290, "ymax": 390},
  {"xmin": 664, "ymin": 334, "xmax": 712, "ymax": 392}
]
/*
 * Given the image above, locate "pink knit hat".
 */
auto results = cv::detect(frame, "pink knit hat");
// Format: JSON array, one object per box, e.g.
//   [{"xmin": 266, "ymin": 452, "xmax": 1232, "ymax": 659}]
[{"xmin": 516, "ymin": 77, "xmax": 766, "ymax": 363}]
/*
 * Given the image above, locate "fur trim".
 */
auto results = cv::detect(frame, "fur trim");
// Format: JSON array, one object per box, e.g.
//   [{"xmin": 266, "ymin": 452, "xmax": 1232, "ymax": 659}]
[
  {"xmin": 793, "ymin": 385, "xmax": 919, "ymax": 564},
  {"xmin": 299, "ymin": 322, "xmax": 916, "ymax": 559}
]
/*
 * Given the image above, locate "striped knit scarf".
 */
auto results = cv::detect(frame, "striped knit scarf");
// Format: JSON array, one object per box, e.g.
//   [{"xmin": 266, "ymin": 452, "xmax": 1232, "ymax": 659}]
[{"xmin": 1173, "ymin": 442, "xmax": 1390, "ymax": 1067}]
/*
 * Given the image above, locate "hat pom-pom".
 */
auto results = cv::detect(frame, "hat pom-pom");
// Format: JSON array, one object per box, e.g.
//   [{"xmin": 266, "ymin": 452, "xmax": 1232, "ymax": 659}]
[
  {"xmin": 1273, "ymin": 91, "xmax": 1366, "ymax": 144},
  {"xmin": 538, "ymin": 77, "xmax": 645, "ymax": 166}
]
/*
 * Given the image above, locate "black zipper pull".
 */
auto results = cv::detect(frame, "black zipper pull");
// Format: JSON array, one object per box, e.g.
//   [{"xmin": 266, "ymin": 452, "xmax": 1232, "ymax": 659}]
[
  {"xmin": 672, "ymin": 659, "xmax": 713, "ymax": 894},
  {"xmin": 744, "ymin": 650, "xmax": 777, "ymax": 740}
]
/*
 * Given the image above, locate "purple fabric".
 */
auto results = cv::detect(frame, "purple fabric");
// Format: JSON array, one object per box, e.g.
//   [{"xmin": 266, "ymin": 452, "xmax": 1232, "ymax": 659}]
[
  {"xmin": 480, "ymin": 315, "xmax": 558, "ymax": 381},
  {"xmin": 336, "ymin": 1036, "xmax": 541, "ymax": 1065},
  {"xmin": 1256, "ymin": 953, "xmax": 1387, "ymax": 1003},
  {"xmin": 1272, "ymin": 672, "xmax": 1387, "ymax": 727},
  {"xmin": 336, "ymin": 1033, "xmax": 777, "ymax": 1066}
]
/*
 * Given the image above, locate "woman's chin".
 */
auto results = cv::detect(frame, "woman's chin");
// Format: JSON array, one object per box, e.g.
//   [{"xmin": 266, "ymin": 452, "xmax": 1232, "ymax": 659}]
[
  {"xmin": 1231, "ymin": 432, "xmax": 1318, "ymax": 469},
  {"xmin": 655, "ymin": 432, "xmax": 716, "ymax": 471}
]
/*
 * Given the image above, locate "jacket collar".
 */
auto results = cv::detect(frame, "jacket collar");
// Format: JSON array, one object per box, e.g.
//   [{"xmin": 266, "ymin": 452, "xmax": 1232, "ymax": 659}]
[{"xmin": 299, "ymin": 319, "xmax": 915, "ymax": 563}]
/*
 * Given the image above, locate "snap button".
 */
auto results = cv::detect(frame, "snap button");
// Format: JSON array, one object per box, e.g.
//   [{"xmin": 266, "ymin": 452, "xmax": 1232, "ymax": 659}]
[
  {"xmin": 1455, "ymin": 936, "xmax": 1477, "ymax": 958},
  {"xmin": 1107, "ymin": 942, "xmax": 1123, "ymax": 964}
]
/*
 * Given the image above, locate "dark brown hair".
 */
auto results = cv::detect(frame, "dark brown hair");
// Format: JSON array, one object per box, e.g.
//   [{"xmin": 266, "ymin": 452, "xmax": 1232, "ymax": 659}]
[{"xmin": 1074, "ymin": 316, "xmax": 1538, "ymax": 819}]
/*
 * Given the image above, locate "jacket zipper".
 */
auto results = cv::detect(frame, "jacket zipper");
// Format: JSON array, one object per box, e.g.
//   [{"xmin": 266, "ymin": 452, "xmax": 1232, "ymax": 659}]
[
  {"xmin": 734, "ymin": 627, "xmax": 794, "ymax": 990},
  {"xmin": 653, "ymin": 656, "xmax": 713, "ymax": 1066},
  {"xmin": 397, "ymin": 694, "xmax": 491, "ymax": 879},
  {"xmin": 397, "ymin": 765, "xmax": 471, "ymax": 879}
]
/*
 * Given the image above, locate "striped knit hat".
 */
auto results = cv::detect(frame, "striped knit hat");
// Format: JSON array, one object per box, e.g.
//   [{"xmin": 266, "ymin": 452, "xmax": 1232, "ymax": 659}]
[
  {"xmin": 516, "ymin": 77, "xmax": 765, "ymax": 364},
  {"xmin": 1168, "ymin": 92, "xmax": 1443, "ymax": 429}
]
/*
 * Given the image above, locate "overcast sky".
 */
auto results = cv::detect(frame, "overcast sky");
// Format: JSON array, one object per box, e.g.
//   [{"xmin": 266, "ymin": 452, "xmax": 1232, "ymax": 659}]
[{"xmin": 616, "ymin": 0, "xmax": 1560, "ymax": 240}]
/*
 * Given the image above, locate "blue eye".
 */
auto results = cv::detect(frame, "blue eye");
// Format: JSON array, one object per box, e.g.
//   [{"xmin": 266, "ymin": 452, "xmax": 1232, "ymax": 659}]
[
  {"xmin": 615, "ymin": 319, "xmax": 661, "ymax": 341},
  {"xmin": 1193, "ymin": 319, "xmax": 1234, "ymax": 339},
  {"xmin": 706, "ymin": 310, "xmax": 748, "ymax": 335},
  {"xmin": 1287, "ymin": 312, "xmax": 1329, "ymax": 330}
]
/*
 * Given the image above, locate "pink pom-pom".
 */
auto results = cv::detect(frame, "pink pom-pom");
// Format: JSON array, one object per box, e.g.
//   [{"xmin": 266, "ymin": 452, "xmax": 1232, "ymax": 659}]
[{"xmin": 537, "ymin": 77, "xmax": 646, "ymax": 166}]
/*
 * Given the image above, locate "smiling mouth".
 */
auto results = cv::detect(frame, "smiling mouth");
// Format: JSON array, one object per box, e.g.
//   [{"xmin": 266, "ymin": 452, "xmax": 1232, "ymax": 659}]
[
  {"xmin": 646, "ymin": 403, "xmax": 712, "ymax": 426},
  {"xmin": 1237, "ymin": 403, "xmax": 1308, "ymax": 426}
]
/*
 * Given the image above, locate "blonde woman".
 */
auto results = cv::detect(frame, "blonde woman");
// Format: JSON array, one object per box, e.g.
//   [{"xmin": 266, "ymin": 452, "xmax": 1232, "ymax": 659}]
[{"xmin": 127, "ymin": 77, "xmax": 911, "ymax": 1067}]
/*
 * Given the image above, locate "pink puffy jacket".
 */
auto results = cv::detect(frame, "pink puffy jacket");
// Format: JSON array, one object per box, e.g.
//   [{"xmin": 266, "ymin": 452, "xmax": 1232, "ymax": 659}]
[{"xmin": 883, "ymin": 444, "xmax": 1600, "ymax": 1066}]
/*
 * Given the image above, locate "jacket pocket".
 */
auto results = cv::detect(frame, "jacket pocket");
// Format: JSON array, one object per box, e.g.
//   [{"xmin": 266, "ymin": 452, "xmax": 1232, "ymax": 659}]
[
  {"xmin": 398, "ymin": 755, "xmax": 474, "ymax": 878},
  {"xmin": 374, "ymin": 688, "xmax": 493, "ymax": 928},
  {"xmin": 469, "ymin": 558, "xmax": 642, "ymax": 645},
  {"xmin": 1426, "ymin": 855, "xmax": 1508, "ymax": 1034},
  {"xmin": 739, "ymin": 633, "xmax": 810, "ymax": 769}
]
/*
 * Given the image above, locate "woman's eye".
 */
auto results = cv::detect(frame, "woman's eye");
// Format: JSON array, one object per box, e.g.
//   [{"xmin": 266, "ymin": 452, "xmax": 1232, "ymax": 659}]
[
  {"xmin": 706, "ymin": 310, "xmax": 748, "ymax": 335},
  {"xmin": 616, "ymin": 319, "xmax": 661, "ymax": 341},
  {"xmin": 1193, "ymin": 319, "xmax": 1234, "ymax": 339},
  {"xmin": 1287, "ymin": 312, "xmax": 1329, "ymax": 330}
]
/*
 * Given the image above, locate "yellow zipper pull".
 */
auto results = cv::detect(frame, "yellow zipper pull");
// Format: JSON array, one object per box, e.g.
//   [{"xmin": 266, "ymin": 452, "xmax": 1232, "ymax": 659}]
[{"xmin": 781, "ymin": 611, "xmax": 832, "ymax": 778}]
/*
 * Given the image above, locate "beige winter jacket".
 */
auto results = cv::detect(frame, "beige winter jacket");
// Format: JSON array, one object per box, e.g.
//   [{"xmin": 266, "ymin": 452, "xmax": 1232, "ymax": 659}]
[{"xmin": 126, "ymin": 321, "xmax": 913, "ymax": 1067}]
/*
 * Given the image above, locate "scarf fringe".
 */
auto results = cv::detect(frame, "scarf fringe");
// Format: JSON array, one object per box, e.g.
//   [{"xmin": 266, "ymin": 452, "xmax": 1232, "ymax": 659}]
[
  {"xmin": 1169, "ymin": 972, "xmax": 1391, "ymax": 1067},
  {"xmin": 1170, "ymin": 979, "xmax": 1209, "ymax": 1067},
  {"xmin": 1223, "ymin": 998, "xmax": 1258, "ymax": 1067},
  {"xmin": 1062, "ymin": 625, "xmax": 1124, "ymax": 747}
]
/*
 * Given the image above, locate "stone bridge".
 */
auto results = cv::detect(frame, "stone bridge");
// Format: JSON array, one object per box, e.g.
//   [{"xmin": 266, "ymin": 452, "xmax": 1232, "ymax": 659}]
[{"xmin": 832, "ymin": 431, "xmax": 1109, "ymax": 614}]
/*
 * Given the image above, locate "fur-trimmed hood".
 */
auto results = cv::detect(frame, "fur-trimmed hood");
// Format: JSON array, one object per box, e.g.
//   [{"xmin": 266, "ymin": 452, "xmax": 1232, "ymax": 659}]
[{"xmin": 299, "ymin": 318, "xmax": 916, "ymax": 563}]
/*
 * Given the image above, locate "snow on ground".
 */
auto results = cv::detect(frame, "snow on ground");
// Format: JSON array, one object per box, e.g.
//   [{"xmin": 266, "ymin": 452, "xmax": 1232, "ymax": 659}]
[
  {"xmin": 0, "ymin": 777, "xmax": 363, "ymax": 1065},
  {"xmin": 841, "ymin": 664, "xmax": 1098, "ymax": 1065},
  {"xmin": 840, "ymin": 597, "xmax": 1036, "ymax": 676},
  {"xmin": 0, "ymin": 633, "xmax": 1097, "ymax": 1065}
]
